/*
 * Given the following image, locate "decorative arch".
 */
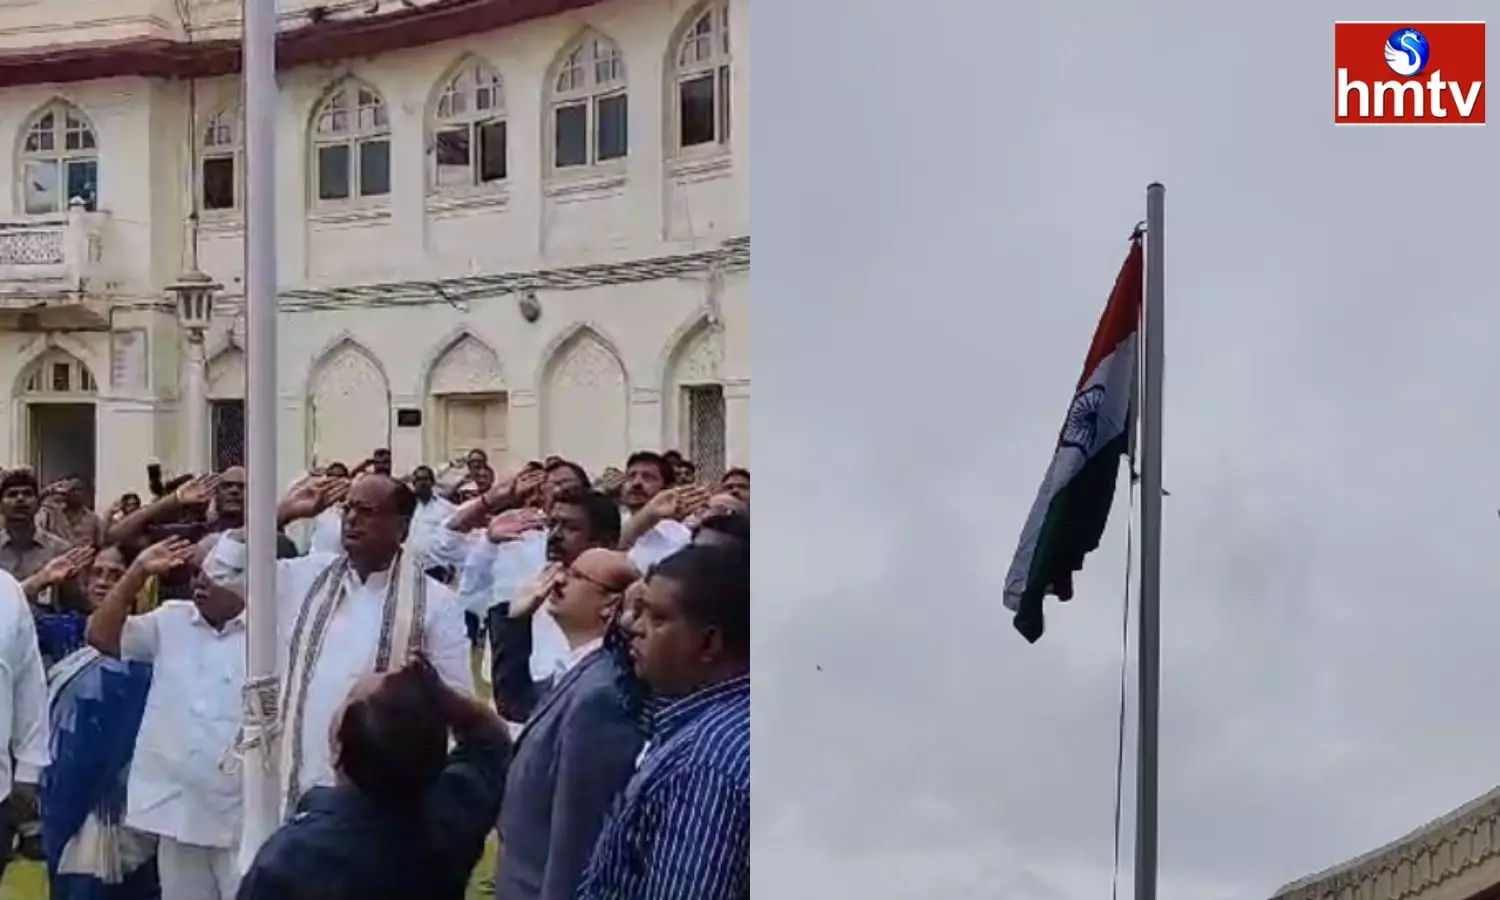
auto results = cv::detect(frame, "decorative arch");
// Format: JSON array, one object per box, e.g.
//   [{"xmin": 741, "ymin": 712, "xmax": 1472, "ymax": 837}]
[
  {"xmin": 534, "ymin": 321, "xmax": 630, "ymax": 388},
  {"xmin": 307, "ymin": 75, "xmax": 392, "ymax": 205},
  {"xmin": 204, "ymin": 329, "xmax": 240, "ymax": 363},
  {"xmin": 16, "ymin": 96, "xmax": 98, "ymax": 215},
  {"xmin": 665, "ymin": 0, "xmax": 732, "ymax": 153},
  {"xmin": 421, "ymin": 327, "xmax": 505, "ymax": 395},
  {"xmin": 15, "ymin": 346, "xmax": 97, "ymax": 398},
  {"xmin": 658, "ymin": 313, "xmax": 726, "ymax": 470},
  {"xmin": 538, "ymin": 323, "xmax": 629, "ymax": 475},
  {"xmin": 543, "ymin": 28, "xmax": 629, "ymax": 172},
  {"xmin": 656, "ymin": 311, "xmax": 721, "ymax": 388},
  {"xmin": 421, "ymin": 327, "xmax": 508, "ymax": 468},
  {"xmin": 10, "ymin": 333, "xmax": 101, "ymax": 396},
  {"xmin": 206, "ymin": 343, "xmax": 246, "ymax": 399},
  {"xmin": 304, "ymin": 334, "xmax": 393, "ymax": 467},
  {"xmin": 427, "ymin": 54, "xmax": 508, "ymax": 191},
  {"xmin": 302, "ymin": 331, "xmax": 391, "ymax": 399}
]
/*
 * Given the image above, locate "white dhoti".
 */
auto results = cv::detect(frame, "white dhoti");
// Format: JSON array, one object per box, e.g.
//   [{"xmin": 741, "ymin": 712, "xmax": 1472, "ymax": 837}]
[
  {"xmin": 275, "ymin": 550, "xmax": 429, "ymax": 818},
  {"xmin": 159, "ymin": 837, "xmax": 240, "ymax": 900}
]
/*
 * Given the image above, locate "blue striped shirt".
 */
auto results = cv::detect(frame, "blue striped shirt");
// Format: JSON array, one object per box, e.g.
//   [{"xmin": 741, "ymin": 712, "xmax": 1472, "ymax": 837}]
[{"xmin": 577, "ymin": 673, "xmax": 749, "ymax": 900}]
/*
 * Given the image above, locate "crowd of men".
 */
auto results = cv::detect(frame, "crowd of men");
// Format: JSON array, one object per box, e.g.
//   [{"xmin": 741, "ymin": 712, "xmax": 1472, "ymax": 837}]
[{"xmin": 0, "ymin": 445, "xmax": 750, "ymax": 900}]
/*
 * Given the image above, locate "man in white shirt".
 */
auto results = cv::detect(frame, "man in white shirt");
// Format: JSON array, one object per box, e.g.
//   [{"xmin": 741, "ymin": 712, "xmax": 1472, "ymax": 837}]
[
  {"xmin": 617, "ymin": 453, "xmax": 698, "ymax": 570},
  {"xmin": 408, "ymin": 465, "xmax": 457, "ymax": 558},
  {"xmin": 0, "ymin": 568, "xmax": 47, "ymax": 883},
  {"xmin": 85, "ymin": 537, "xmax": 247, "ymax": 900},
  {"xmin": 617, "ymin": 452, "xmax": 674, "ymax": 519},
  {"xmin": 617, "ymin": 485, "xmax": 710, "ymax": 571},
  {"xmin": 203, "ymin": 473, "xmax": 474, "ymax": 816}
]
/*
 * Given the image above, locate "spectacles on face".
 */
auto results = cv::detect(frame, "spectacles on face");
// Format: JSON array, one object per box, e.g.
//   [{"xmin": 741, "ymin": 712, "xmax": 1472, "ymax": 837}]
[{"xmin": 565, "ymin": 564, "xmax": 626, "ymax": 597}]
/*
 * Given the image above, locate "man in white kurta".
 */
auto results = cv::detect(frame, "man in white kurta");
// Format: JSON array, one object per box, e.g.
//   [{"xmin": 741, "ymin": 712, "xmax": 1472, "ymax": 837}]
[
  {"xmin": 407, "ymin": 466, "xmax": 457, "ymax": 564},
  {"xmin": 203, "ymin": 475, "xmax": 474, "ymax": 811},
  {"xmin": 0, "ymin": 568, "xmax": 47, "ymax": 883},
  {"xmin": 86, "ymin": 538, "xmax": 249, "ymax": 900}
]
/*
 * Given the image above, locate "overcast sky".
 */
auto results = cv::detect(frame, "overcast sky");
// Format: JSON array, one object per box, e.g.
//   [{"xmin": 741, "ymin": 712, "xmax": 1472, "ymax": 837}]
[{"xmin": 751, "ymin": 1, "xmax": 1500, "ymax": 898}]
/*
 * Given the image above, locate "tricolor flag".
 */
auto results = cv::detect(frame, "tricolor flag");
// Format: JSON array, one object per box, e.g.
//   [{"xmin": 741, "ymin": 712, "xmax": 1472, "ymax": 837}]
[{"xmin": 1005, "ymin": 236, "xmax": 1143, "ymax": 643}]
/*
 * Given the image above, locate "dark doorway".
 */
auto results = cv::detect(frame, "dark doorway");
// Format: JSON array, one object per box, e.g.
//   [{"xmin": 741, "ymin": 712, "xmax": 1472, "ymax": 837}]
[{"xmin": 28, "ymin": 402, "xmax": 96, "ymax": 506}]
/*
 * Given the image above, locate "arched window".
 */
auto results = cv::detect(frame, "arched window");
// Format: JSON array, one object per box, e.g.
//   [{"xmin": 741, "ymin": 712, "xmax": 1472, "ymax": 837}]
[
  {"xmin": 673, "ymin": 3, "xmax": 732, "ymax": 150},
  {"xmin": 201, "ymin": 107, "xmax": 240, "ymax": 212},
  {"xmin": 548, "ymin": 32, "xmax": 628, "ymax": 171},
  {"xmin": 431, "ymin": 58, "xmax": 507, "ymax": 190},
  {"xmin": 21, "ymin": 350, "xmax": 97, "ymax": 395},
  {"xmin": 19, "ymin": 101, "xmax": 98, "ymax": 215},
  {"xmin": 311, "ymin": 79, "xmax": 391, "ymax": 204}
]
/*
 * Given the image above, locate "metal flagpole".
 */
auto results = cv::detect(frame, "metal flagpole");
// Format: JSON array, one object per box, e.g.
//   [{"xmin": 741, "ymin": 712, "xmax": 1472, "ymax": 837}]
[
  {"xmin": 239, "ymin": 0, "xmax": 281, "ymax": 870},
  {"xmin": 1134, "ymin": 182, "xmax": 1165, "ymax": 900}
]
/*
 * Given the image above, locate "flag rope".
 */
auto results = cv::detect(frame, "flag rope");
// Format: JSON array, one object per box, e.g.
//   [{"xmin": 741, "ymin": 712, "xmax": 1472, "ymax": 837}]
[{"xmin": 1110, "ymin": 467, "xmax": 1139, "ymax": 900}]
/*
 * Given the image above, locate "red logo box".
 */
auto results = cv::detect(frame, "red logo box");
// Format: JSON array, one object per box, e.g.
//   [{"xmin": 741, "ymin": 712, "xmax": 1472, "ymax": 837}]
[{"xmin": 1334, "ymin": 21, "xmax": 1485, "ymax": 125}]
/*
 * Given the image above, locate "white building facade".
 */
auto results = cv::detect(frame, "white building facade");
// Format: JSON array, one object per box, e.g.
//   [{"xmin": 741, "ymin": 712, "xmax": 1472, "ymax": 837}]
[{"xmin": 0, "ymin": 0, "xmax": 749, "ymax": 505}]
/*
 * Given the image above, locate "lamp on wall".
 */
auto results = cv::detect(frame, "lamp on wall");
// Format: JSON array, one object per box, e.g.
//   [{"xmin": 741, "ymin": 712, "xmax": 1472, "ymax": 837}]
[
  {"xmin": 517, "ymin": 289, "xmax": 541, "ymax": 323},
  {"xmin": 168, "ymin": 268, "xmax": 222, "ymax": 341}
]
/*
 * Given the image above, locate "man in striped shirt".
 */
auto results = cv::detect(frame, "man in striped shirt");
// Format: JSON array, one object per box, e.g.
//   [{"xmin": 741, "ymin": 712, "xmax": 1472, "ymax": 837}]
[{"xmin": 577, "ymin": 543, "xmax": 750, "ymax": 900}]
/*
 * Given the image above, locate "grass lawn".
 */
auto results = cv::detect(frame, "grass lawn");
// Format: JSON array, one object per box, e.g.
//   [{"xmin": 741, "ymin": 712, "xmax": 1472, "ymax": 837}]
[
  {"xmin": 0, "ymin": 648, "xmax": 503, "ymax": 899},
  {"xmin": 0, "ymin": 863, "xmax": 41, "ymax": 900},
  {"xmin": 0, "ymin": 840, "xmax": 498, "ymax": 899}
]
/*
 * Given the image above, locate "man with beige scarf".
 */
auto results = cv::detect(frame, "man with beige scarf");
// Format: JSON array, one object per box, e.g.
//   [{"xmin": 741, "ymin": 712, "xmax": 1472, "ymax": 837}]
[{"xmin": 202, "ymin": 473, "xmax": 475, "ymax": 818}]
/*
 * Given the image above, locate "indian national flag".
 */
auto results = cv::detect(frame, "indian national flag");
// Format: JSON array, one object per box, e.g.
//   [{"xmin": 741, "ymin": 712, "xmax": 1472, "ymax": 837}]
[{"xmin": 1005, "ymin": 237, "xmax": 1143, "ymax": 643}]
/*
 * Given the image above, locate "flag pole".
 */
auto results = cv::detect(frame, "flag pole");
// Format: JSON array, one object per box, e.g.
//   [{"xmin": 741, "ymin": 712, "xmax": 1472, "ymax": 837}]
[
  {"xmin": 239, "ymin": 0, "xmax": 281, "ymax": 870},
  {"xmin": 1134, "ymin": 182, "xmax": 1166, "ymax": 900}
]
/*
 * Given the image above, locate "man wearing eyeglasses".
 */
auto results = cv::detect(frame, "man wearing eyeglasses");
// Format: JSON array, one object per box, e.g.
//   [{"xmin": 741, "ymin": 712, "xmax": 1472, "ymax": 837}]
[{"xmin": 492, "ymin": 547, "xmax": 644, "ymax": 900}]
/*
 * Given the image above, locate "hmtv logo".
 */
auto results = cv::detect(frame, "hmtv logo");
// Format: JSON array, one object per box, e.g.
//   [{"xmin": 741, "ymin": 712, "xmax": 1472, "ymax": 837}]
[{"xmin": 1335, "ymin": 22, "xmax": 1485, "ymax": 124}]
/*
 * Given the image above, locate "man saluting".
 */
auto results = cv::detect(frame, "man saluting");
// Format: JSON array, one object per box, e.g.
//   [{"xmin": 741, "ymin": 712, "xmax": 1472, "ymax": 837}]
[{"xmin": 203, "ymin": 473, "xmax": 475, "ymax": 817}]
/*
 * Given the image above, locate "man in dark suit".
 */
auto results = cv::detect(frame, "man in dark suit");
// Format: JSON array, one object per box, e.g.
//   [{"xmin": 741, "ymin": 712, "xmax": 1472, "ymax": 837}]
[{"xmin": 492, "ymin": 547, "xmax": 645, "ymax": 900}]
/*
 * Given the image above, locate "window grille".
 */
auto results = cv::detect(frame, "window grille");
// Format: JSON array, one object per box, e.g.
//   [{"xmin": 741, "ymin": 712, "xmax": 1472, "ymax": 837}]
[{"xmin": 684, "ymin": 384, "xmax": 726, "ymax": 481}]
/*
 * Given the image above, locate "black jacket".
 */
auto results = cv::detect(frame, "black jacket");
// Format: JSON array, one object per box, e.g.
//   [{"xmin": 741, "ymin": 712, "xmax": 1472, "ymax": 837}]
[{"xmin": 236, "ymin": 727, "xmax": 509, "ymax": 900}]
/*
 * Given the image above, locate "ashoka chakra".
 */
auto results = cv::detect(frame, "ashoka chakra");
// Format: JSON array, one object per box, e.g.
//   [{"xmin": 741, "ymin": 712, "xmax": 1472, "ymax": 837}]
[{"xmin": 1060, "ymin": 385, "xmax": 1106, "ymax": 452}]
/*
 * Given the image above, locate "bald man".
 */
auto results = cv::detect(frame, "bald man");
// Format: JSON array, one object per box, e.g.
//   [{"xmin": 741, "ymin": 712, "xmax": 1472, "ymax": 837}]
[{"xmin": 494, "ymin": 549, "xmax": 646, "ymax": 900}]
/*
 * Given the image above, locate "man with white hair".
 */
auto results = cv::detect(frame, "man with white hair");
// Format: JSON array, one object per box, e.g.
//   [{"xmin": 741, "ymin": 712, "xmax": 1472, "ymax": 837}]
[{"xmin": 86, "ymin": 537, "xmax": 247, "ymax": 900}]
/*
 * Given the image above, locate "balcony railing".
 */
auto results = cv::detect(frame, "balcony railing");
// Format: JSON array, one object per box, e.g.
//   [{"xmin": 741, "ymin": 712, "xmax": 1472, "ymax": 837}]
[{"xmin": 0, "ymin": 200, "xmax": 110, "ymax": 298}]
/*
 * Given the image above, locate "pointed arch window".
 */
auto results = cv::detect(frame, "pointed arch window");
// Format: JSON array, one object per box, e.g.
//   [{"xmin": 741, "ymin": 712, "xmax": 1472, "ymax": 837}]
[
  {"xmin": 201, "ymin": 108, "xmax": 240, "ymax": 212},
  {"xmin": 549, "ymin": 33, "xmax": 628, "ymax": 171},
  {"xmin": 20, "ymin": 101, "xmax": 98, "ymax": 215},
  {"xmin": 673, "ymin": 3, "xmax": 732, "ymax": 150},
  {"xmin": 431, "ymin": 59, "xmax": 508, "ymax": 190},
  {"xmin": 311, "ymin": 80, "xmax": 391, "ymax": 203},
  {"xmin": 21, "ymin": 351, "xmax": 96, "ymax": 394}
]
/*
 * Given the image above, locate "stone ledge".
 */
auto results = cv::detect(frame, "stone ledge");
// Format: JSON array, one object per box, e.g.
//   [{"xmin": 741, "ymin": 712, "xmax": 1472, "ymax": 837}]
[{"xmin": 1273, "ymin": 787, "xmax": 1500, "ymax": 900}]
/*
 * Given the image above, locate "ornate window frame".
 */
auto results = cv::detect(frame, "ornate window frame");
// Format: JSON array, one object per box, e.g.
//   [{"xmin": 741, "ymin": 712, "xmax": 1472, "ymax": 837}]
[
  {"xmin": 428, "ymin": 56, "xmax": 509, "ymax": 202},
  {"xmin": 545, "ymin": 31, "xmax": 629, "ymax": 180},
  {"xmin": 308, "ymin": 77, "xmax": 393, "ymax": 212},
  {"xmin": 17, "ymin": 100, "xmax": 98, "ymax": 216}
]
